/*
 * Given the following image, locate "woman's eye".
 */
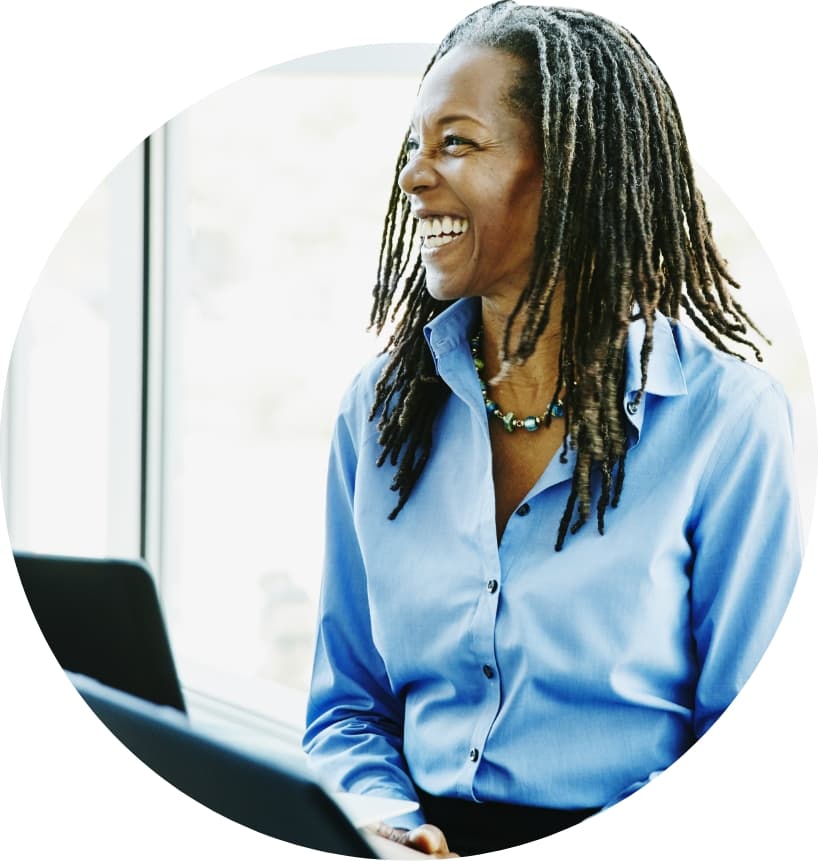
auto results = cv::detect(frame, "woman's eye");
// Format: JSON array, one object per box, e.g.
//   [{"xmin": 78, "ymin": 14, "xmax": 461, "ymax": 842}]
[
  {"xmin": 443, "ymin": 135, "xmax": 472, "ymax": 151},
  {"xmin": 404, "ymin": 135, "xmax": 473, "ymax": 156}
]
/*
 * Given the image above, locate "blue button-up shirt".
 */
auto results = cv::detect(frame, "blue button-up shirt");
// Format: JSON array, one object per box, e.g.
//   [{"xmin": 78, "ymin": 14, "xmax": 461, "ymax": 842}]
[{"xmin": 303, "ymin": 298, "xmax": 802, "ymax": 827}]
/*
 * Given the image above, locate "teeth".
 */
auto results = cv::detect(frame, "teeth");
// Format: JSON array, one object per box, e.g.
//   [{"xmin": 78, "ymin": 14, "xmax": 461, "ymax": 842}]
[
  {"xmin": 427, "ymin": 235, "xmax": 455, "ymax": 248},
  {"xmin": 416, "ymin": 216, "xmax": 470, "ymax": 246}
]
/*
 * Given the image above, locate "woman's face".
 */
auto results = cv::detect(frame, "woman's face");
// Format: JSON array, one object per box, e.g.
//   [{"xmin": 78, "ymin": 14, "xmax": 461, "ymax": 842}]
[{"xmin": 398, "ymin": 44, "xmax": 542, "ymax": 306}]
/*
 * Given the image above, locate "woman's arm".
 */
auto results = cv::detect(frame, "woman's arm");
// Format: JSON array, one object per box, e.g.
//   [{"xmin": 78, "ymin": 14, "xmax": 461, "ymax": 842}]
[
  {"xmin": 687, "ymin": 379, "xmax": 803, "ymax": 737},
  {"xmin": 303, "ymin": 403, "xmax": 425, "ymax": 829}
]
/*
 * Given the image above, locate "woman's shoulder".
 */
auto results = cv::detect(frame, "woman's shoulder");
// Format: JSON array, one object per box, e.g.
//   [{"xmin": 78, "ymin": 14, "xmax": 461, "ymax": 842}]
[
  {"xmin": 668, "ymin": 316, "xmax": 790, "ymax": 415},
  {"xmin": 333, "ymin": 351, "xmax": 392, "ymax": 436}
]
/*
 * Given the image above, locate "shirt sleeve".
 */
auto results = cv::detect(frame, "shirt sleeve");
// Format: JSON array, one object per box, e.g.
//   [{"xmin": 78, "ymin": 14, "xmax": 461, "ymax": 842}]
[
  {"xmin": 687, "ymin": 379, "xmax": 803, "ymax": 738},
  {"xmin": 302, "ymin": 397, "xmax": 425, "ymax": 830}
]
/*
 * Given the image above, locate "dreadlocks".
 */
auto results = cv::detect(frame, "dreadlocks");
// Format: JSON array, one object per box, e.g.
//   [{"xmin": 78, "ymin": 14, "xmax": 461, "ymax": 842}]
[{"xmin": 368, "ymin": 1, "xmax": 764, "ymax": 550}]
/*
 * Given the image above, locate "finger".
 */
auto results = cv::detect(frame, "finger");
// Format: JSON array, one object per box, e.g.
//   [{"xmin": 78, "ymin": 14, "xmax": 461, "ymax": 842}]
[
  {"xmin": 405, "ymin": 824, "xmax": 455, "ymax": 856},
  {"xmin": 372, "ymin": 822, "xmax": 410, "ymax": 845}
]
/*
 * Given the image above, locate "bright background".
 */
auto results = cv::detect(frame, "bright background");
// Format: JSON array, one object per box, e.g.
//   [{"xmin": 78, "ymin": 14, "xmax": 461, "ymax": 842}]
[
  {"xmin": 2, "ymin": 47, "xmax": 433, "ymax": 710},
  {"xmin": 1, "ymin": 2, "xmax": 816, "ymax": 860}
]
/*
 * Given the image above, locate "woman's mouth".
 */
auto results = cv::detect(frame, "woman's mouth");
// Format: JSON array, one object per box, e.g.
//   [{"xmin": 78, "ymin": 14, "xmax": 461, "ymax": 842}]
[{"xmin": 418, "ymin": 216, "xmax": 470, "ymax": 248}]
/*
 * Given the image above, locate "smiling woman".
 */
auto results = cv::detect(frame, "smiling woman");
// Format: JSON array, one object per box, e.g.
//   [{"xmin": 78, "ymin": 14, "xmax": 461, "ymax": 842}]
[
  {"xmin": 401, "ymin": 45, "xmax": 542, "ymax": 306},
  {"xmin": 303, "ymin": 2, "xmax": 804, "ymax": 857}
]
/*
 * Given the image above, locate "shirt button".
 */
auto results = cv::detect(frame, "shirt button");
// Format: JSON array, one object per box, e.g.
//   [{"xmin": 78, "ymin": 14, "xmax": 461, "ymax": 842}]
[
  {"xmin": 516, "ymin": 503, "xmax": 530, "ymax": 516},
  {"xmin": 626, "ymin": 400, "xmax": 639, "ymax": 415},
  {"xmin": 468, "ymin": 748, "xmax": 480, "ymax": 762},
  {"xmin": 486, "ymin": 579, "xmax": 498, "ymax": 594},
  {"xmin": 482, "ymin": 665, "xmax": 494, "ymax": 679}
]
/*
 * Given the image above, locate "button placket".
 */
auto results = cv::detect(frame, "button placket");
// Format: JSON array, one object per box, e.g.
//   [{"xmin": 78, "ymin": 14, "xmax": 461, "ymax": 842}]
[{"xmin": 458, "ymin": 566, "xmax": 501, "ymax": 795}]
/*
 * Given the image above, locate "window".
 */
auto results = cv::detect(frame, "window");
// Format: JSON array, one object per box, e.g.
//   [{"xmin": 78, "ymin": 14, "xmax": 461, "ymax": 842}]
[
  {"xmin": 2, "ymin": 147, "xmax": 143, "ymax": 559},
  {"xmin": 159, "ymin": 46, "xmax": 434, "ymax": 721}
]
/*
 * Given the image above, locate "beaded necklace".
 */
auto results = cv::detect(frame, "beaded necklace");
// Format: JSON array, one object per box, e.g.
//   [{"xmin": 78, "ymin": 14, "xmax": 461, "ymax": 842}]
[{"xmin": 470, "ymin": 328, "xmax": 564, "ymax": 434}]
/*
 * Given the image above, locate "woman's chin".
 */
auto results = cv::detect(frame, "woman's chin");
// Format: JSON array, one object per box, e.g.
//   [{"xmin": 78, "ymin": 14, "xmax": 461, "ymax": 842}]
[{"xmin": 424, "ymin": 276, "xmax": 470, "ymax": 304}]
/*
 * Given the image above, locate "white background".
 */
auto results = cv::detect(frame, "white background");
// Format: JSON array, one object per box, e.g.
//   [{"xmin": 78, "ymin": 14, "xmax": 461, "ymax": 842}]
[{"xmin": 1, "ymin": 1, "xmax": 815, "ymax": 859}]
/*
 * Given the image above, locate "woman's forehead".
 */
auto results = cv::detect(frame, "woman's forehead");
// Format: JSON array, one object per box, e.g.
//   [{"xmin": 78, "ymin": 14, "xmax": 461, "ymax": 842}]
[{"xmin": 410, "ymin": 44, "xmax": 525, "ymax": 130}]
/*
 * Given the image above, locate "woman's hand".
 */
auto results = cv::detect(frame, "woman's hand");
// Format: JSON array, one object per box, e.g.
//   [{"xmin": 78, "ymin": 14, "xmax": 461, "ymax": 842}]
[
  {"xmin": 373, "ymin": 822, "xmax": 459, "ymax": 857},
  {"xmin": 406, "ymin": 824, "xmax": 458, "ymax": 857}
]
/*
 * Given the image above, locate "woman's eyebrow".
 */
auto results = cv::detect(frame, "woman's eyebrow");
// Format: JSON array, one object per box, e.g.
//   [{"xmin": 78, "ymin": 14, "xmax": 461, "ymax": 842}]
[
  {"xmin": 410, "ymin": 112, "xmax": 487, "ymax": 130},
  {"xmin": 434, "ymin": 113, "xmax": 485, "ymax": 127}
]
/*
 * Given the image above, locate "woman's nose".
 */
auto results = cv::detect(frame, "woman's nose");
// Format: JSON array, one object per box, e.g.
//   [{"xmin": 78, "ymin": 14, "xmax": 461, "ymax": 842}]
[{"xmin": 398, "ymin": 150, "xmax": 438, "ymax": 196}]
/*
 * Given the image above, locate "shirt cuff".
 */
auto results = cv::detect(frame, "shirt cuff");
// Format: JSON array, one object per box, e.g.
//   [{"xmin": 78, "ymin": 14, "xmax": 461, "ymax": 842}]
[
  {"xmin": 384, "ymin": 809, "xmax": 427, "ymax": 831},
  {"xmin": 600, "ymin": 770, "xmax": 663, "ymax": 811}
]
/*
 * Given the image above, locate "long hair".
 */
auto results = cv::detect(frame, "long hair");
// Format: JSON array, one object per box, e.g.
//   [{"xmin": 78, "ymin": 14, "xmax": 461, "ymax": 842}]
[{"xmin": 368, "ymin": 1, "xmax": 764, "ymax": 550}]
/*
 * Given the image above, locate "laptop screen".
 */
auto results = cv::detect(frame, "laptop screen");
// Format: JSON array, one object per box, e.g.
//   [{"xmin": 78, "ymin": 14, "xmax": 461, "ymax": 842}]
[{"xmin": 15, "ymin": 551, "xmax": 186, "ymax": 713}]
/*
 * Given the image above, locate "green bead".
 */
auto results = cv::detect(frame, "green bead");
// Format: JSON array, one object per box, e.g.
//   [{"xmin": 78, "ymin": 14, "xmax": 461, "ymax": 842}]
[
  {"xmin": 502, "ymin": 412, "xmax": 516, "ymax": 433},
  {"xmin": 474, "ymin": 357, "xmax": 485, "ymax": 370}
]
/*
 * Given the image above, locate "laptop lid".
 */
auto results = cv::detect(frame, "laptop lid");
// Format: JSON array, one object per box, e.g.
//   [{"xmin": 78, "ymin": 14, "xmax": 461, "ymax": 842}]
[
  {"xmin": 69, "ymin": 672, "xmax": 378, "ymax": 857},
  {"xmin": 15, "ymin": 551, "xmax": 186, "ymax": 713}
]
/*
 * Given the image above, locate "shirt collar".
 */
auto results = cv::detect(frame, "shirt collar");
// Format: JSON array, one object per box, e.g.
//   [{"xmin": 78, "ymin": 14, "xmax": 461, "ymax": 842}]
[
  {"xmin": 624, "ymin": 312, "xmax": 687, "ymax": 398},
  {"xmin": 423, "ymin": 297, "xmax": 688, "ymax": 400},
  {"xmin": 423, "ymin": 298, "xmax": 480, "ymax": 360}
]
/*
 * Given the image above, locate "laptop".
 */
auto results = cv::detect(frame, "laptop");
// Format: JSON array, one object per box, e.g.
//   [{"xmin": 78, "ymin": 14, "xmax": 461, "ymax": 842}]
[
  {"xmin": 14, "ymin": 551, "xmax": 186, "ymax": 712},
  {"xmin": 69, "ymin": 671, "xmax": 385, "ymax": 856},
  {"xmin": 13, "ymin": 551, "xmax": 420, "ymax": 857}
]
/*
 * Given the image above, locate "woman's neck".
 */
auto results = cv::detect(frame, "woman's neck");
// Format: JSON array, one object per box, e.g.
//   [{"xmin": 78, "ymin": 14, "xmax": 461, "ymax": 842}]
[{"xmin": 479, "ymin": 287, "xmax": 564, "ymax": 404}]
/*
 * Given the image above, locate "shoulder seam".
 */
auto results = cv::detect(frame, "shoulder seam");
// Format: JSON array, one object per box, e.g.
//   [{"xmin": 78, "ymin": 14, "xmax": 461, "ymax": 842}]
[{"xmin": 689, "ymin": 379, "xmax": 787, "ymax": 521}]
